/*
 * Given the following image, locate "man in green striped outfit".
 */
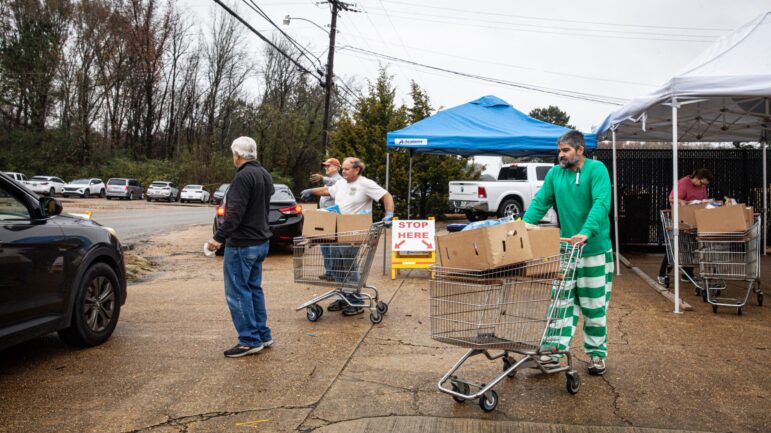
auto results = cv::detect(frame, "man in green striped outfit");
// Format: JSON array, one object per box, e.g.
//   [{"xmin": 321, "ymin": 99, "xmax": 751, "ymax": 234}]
[{"xmin": 522, "ymin": 130, "xmax": 613, "ymax": 376}]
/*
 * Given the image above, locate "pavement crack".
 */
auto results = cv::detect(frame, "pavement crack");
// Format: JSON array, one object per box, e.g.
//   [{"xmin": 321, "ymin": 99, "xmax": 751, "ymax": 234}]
[
  {"xmin": 125, "ymin": 405, "xmax": 315, "ymax": 433},
  {"xmin": 616, "ymin": 307, "xmax": 633, "ymax": 346},
  {"xmin": 368, "ymin": 336, "xmax": 443, "ymax": 350},
  {"xmin": 599, "ymin": 374, "xmax": 632, "ymax": 426}
]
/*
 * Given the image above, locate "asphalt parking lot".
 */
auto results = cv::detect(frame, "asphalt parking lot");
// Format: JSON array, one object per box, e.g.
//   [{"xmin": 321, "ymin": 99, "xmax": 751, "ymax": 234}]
[{"xmin": 0, "ymin": 200, "xmax": 769, "ymax": 433}]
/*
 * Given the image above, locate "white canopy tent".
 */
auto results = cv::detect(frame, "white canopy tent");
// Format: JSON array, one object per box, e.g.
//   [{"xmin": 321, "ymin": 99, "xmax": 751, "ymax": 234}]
[{"xmin": 595, "ymin": 12, "xmax": 771, "ymax": 313}]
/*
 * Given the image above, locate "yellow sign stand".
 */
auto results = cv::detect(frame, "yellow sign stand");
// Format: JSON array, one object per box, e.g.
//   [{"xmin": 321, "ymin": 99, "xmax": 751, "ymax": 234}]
[{"xmin": 390, "ymin": 217, "xmax": 436, "ymax": 279}]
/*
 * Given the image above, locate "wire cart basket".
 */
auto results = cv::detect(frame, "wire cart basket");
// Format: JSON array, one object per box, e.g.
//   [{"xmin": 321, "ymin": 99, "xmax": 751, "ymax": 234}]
[
  {"xmin": 697, "ymin": 220, "xmax": 764, "ymax": 315},
  {"xmin": 660, "ymin": 210, "xmax": 708, "ymax": 293},
  {"xmin": 293, "ymin": 222, "xmax": 389, "ymax": 324},
  {"xmin": 430, "ymin": 239, "xmax": 584, "ymax": 412}
]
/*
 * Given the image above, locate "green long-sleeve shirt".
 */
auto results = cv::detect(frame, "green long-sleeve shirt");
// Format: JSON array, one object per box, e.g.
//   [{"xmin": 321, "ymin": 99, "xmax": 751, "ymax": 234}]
[{"xmin": 523, "ymin": 159, "xmax": 612, "ymax": 257}]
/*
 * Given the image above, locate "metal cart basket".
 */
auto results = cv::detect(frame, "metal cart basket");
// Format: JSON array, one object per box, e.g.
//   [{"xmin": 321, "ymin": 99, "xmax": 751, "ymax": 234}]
[
  {"xmin": 698, "ymin": 220, "xmax": 764, "ymax": 315},
  {"xmin": 294, "ymin": 222, "xmax": 388, "ymax": 324},
  {"xmin": 660, "ymin": 209, "xmax": 707, "ymax": 293},
  {"xmin": 430, "ymin": 239, "xmax": 584, "ymax": 412}
]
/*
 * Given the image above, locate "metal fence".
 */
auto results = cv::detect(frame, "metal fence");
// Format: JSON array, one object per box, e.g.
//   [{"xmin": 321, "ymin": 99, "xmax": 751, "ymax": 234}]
[{"xmin": 592, "ymin": 149, "xmax": 769, "ymax": 246}]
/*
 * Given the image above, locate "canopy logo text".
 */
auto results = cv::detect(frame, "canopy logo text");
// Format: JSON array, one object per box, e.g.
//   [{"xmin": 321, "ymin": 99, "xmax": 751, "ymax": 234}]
[{"xmin": 395, "ymin": 138, "xmax": 428, "ymax": 145}]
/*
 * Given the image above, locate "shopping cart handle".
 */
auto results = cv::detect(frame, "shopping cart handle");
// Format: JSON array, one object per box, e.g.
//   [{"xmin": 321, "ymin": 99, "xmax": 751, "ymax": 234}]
[{"xmin": 560, "ymin": 237, "xmax": 586, "ymax": 246}]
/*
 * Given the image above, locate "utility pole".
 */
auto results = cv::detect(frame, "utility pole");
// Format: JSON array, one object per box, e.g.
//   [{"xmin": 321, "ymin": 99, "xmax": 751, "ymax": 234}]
[{"xmin": 321, "ymin": 1, "xmax": 356, "ymax": 157}]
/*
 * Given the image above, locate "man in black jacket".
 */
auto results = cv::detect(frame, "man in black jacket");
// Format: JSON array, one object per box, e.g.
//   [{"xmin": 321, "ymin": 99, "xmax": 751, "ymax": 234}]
[{"xmin": 207, "ymin": 137, "xmax": 275, "ymax": 358}]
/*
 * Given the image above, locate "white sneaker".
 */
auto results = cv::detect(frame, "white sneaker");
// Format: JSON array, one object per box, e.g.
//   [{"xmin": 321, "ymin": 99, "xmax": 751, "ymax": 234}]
[
  {"xmin": 262, "ymin": 339, "xmax": 273, "ymax": 348},
  {"xmin": 588, "ymin": 356, "xmax": 606, "ymax": 375},
  {"xmin": 657, "ymin": 276, "xmax": 667, "ymax": 286}
]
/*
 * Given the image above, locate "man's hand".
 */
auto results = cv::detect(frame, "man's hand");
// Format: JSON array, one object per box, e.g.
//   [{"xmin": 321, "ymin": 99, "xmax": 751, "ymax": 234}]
[
  {"xmin": 300, "ymin": 189, "xmax": 313, "ymax": 202},
  {"xmin": 206, "ymin": 238, "xmax": 222, "ymax": 251},
  {"xmin": 570, "ymin": 234, "xmax": 588, "ymax": 245},
  {"xmin": 309, "ymin": 174, "xmax": 323, "ymax": 183},
  {"xmin": 381, "ymin": 210, "xmax": 394, "ymax": 226}
]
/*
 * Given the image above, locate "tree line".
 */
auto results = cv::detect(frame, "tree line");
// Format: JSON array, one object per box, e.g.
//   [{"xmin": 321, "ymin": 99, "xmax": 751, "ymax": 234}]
[{"xmin": 0, "ymin": 0, "xmax": 477, "ymax": 217}]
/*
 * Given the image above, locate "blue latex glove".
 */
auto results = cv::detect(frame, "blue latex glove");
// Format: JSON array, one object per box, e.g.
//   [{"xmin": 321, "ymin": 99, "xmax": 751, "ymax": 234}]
[
  {"xmin": 382, "ymin": 210, "xmax": 394, "ymax": 224},
  {"xmin": 300, "ymin": 189, "xmax": 313, "ymax": 202}
]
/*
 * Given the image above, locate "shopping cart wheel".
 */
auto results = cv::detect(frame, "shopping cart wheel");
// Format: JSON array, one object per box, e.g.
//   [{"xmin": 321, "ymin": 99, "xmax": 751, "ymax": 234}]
[
  {"xmin": 757, "ymin": 292, "xmax": 764, "ymax": 306},
  {"xmin": 376, "ymin": 301, "xmax": 389, "ymax": 315},
  {"xmin": 479, "ymin": 390, "xmax": 498, "ymax": 412},
  {"xmin": 566, "ymin": 372, "xmax": 581, "ymax": 395},
  {"xmin": 369, "ymin": 311, "xmax": 383, "ymax": 324},
  {"xmin": 451, "ymin": 381, "xmax": 469, "ymax": 403},
  {"xmin": 306, "ymin": 305, "xmax": 323, "ymax": 322},
  {"xmin": 502, "ymin": 356, "xmax": 517, "ymax": 378},
  {"xmin": 737, "ymin": 307, "xmax": 743, "ymax": 316},
  {"xmin": 712, "ymin": 305, "xmax": 718, "ymax": 314}
]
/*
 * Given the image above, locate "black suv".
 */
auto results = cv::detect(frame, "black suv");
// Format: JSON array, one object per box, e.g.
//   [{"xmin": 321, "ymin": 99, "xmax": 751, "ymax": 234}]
[{"xmin": 0, "ymin": 173, "xmax": 126, "ymax": 350}]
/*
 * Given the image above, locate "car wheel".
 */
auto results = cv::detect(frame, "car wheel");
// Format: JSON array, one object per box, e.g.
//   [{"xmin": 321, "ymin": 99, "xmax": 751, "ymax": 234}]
[
  {"xmin": 497, "ymin": 197, "xmax": 523, "ymax": 218},
  {"xmin": 106, "ymin": 196, "xmax": 112, "ymax": 200},
  {"xmin": 58, "ymin": 263, "xmax": 122, "ymax": 347},
  {"xmin": 465, "ymin": 210, "xmax": 487, "ymax": 222},
  {"xmin": 83, "ymin": 189, "xmax": 90, "ymax": 199},
  {"xmin": 99, "ymin": 189, "xmax": 105, "ymax": 198},
  {"xmin": 146, "ymin": 196, "xmax": 151, "ymax": 202},
  {"xmin": 49, "ymin": 187, "xmax": 55, "ymax": 197}
]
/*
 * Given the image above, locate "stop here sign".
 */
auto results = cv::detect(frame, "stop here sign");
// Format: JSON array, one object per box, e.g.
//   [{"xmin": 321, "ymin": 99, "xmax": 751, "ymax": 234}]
[{"xmin": 391, "ymin": 220, "xmax": 435, "ymax": 251}]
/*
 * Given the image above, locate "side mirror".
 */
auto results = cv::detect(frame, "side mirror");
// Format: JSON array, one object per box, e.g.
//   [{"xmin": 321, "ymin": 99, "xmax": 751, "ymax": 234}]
[{"xmin": 39, "ymin": 197, "xmax": 63, "ymax": 217}]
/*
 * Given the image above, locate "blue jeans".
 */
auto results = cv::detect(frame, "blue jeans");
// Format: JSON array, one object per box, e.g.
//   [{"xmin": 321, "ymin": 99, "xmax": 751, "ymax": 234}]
[
  {"xmin": 223, "ymin": 242, "xmax": 271, "ymax": 346},
  {"xmin": 328, "ymin": 244, "xmax": 361, "ymax": 303},
  {"xmin": 321, "ymin": 244, "xmax": 334, "ymax": 276}
]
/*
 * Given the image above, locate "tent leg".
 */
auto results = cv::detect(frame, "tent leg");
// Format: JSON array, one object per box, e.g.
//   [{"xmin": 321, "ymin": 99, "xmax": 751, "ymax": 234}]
[
  {"xmin": 764, "ymin": 139, "xmax": 767, "ymax": 256},
  {"xmin": 407, "ymin": 151, "xmax": 413, "ymax": 219},
  {"xmin": 384, "ymin": 151, "xmax": 390, "ymax": 275},
  {"xmin": 672, "ymin": 98, "xmax": 681, "ymax": 315},
  {"xmin": 612, "ymin": 128, "xmax": 621, "ymax": 276}
]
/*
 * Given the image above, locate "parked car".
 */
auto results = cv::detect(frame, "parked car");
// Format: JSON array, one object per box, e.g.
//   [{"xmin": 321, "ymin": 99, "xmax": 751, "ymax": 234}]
[
  {"xmin": 106, "ymin": 178, "xmax": 143, "ymax": 200},
  {"xmin": 0, "ymin": 172, "xmax": 126, "ymax": 350},
  {"xmin": 449, "ymin": 162, "xmax": 558, "ymax": 223},
  {"xmin": 27, "ymin": 176, "xmax": 66, "ymax": 196},
  {"xmin": 62, "ymin": 178, "xmax": 106, "ymax": 198},
  {"xmin": 3, "ymin": 172, "xmax": 28, "ymax": 184},
  {"xmin": 212, "ymin": 184, "xmax": 303, "ymax": 255},
  {"xmin": 146, "ymin": 181, "xmax": 179, "ymax": 202},
  {"xmin": 211, "ymin": 183, "xmax": 230, "ymax": 205},
  {"xmin": 180, "ymin": 185, "xmax": 210, "ymax": 203}
]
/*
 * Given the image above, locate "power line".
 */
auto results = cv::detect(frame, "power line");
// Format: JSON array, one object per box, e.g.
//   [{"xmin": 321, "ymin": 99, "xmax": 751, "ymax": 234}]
[
  {"xmin": 339, "ymin": 46, "xmax": 628, "ymax": 105},
  {"xmin": 211, "ymin": 0, "xmax": 322, "ymax": 81},
  {"xmin": 378, "ymin": 0, "xmax": 732, "ymax": 33}
]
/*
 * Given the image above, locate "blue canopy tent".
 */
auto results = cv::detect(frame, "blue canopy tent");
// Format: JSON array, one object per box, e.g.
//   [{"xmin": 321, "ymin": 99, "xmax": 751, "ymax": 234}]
[{"xmin": 381, "ymin": 95, "xmax": 599, "ymax": 274}]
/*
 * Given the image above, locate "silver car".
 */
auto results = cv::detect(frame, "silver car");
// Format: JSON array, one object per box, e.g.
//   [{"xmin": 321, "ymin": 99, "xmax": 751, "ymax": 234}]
[
  {"xmin": 146, "ymin": 181, "xmax": 179, "ymax": 202},
  {"xmin": 106, "ymin": 178, "xmax": 143, "ymax": 200}
]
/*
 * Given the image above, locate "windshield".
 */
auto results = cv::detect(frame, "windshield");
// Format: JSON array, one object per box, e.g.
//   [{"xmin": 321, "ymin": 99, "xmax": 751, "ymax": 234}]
[
  {"xmin": 217, "ymin": 184, "xmax": 230, "ymax": 192},
  {"xmin": 271, "ymin": 186, "xmax": 294, "ymax": 202},
  {"xmin": 107, "ymin": 179, "xmax": 126, "ymax": 185},
  {"xmin": 71, "ymin": 179, "xmax": 89, "ymax": 184},
  {"xmin": 150, "ymin": 182, "xmax": 168, "ymax": 187},
  {"xmin": 30, "ymin": 176, "xmax": 50, "ymax": 181}
]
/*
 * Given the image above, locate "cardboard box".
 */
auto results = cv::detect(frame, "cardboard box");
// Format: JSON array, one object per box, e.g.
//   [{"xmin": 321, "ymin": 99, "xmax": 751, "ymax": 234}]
[
  {"xmin": 524, "ymin": 227, "xmax": 561, "ymax": 277},
  {"xmin": 436, "ymin": 220, "xmax": 533, "ymax": 270},
  {"xmin": 302, "ymin": 210, "xmax": 337, "ymax": 239},
  {"xmin": 677, "ymin": 203, "xmax": 707, "ymax": 228},
  {"xmin": 336, "ymin": 214, "xmax": 373, "ymax": 243},
  {"xmin": 694, "ymin": 205, "xmax": 750, "ymax": 234}
]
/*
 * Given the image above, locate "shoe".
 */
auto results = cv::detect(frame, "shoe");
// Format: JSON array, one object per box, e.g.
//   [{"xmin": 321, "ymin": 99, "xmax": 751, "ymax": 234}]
[
  {"xmin": 327, "ymin": 299, "xmax": 347, "ymax": 312},
  {"xmin": 262, "ymin": 339, "xmax": 273, "ymax": 348},
  {"xmin": 538, "ymin": 355, "xmax": 560, "ymax": 366},
  {"xmin": 657, "ymin": 276, "xmax": 667, "ymax": 286},
  {"xmin": 588, "ymin": 356, "xmax": 606, "ymax": 376},
  {"xmin": 342, "ymin": 306, "xmax": 364, "ymax": 316},
  {"xmin": 224, "ymin": 344, "xmax": 263, "ymax": 358}
]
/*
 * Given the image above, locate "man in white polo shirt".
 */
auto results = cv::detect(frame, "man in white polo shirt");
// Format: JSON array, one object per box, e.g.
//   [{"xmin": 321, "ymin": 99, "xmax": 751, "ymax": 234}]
[{"xmin": 301, "ymin": 157, "xmax": 395, "ymax": 315}]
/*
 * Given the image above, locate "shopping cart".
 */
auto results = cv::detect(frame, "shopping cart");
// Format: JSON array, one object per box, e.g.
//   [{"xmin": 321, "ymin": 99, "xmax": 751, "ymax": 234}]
[
  {"xmin": 294, "ymin": 222, "xmax": 389, "ymax": 324},
  {"xmin": 431, "ymin": 239, "xmax": 584, "ymax": 412},
  {"xmin": 697, "ymin": 220, "xmax": 764, "ymax": 315},
  {"xmin": 660, "ymin": 210, "xmax": 708, "ymax": 294}
]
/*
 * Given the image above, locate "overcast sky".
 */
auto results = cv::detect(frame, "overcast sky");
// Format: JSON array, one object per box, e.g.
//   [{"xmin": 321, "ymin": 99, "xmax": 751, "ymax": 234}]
[{"xmin": 181, "ymin": 0, "xmax": 769, "ymax": 171}]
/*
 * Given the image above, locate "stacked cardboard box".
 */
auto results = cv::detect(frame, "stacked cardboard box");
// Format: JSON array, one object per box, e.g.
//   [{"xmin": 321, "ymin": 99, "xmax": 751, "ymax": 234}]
[{"xmin": 694, "ymin": 204, "xmax": 754, "ymax": 234}]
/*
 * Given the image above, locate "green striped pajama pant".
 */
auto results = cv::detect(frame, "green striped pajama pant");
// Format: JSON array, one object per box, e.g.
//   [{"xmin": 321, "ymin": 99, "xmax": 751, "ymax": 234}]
[{"xmin": 542, "ymin": 249, "xmax": 614, "ymax": 358}]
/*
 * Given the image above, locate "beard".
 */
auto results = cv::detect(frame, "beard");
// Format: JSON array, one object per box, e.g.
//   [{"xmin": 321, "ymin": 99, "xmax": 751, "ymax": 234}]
[{"xmin": 559, "ymin": 155, "xmax": 579, "ymax": 168}]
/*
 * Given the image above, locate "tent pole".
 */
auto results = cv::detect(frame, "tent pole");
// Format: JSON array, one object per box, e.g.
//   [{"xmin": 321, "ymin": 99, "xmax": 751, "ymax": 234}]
[
  {"xmin": 383, "ymin": 151, "xmax": 390, "ymax": 275},
  {"xmin": 764, "ymin": 136, "xmax": 768, "ymax": 257},
  {"xmin": 672, "ymin": 98, "xmax": 681, "ymax": 315},
  {"xmin": 408, "ymin": 150, "xmax": 413, "ymax": 219},
  {"xmin": 612, "ymin": 128, "xmax": 621, "ymax": 276}
]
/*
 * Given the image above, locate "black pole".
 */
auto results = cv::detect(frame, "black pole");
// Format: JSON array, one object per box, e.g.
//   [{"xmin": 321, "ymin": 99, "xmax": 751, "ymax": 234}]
[{"xmin": 321, "ymin": 2, "xmax": 340, "ymax": 157}]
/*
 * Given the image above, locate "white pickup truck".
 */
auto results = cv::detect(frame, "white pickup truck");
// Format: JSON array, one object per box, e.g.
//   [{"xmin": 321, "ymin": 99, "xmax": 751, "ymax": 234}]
[{"xmin": 449, "ymin": 162, "xmax": 558, "ymax": 222}]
